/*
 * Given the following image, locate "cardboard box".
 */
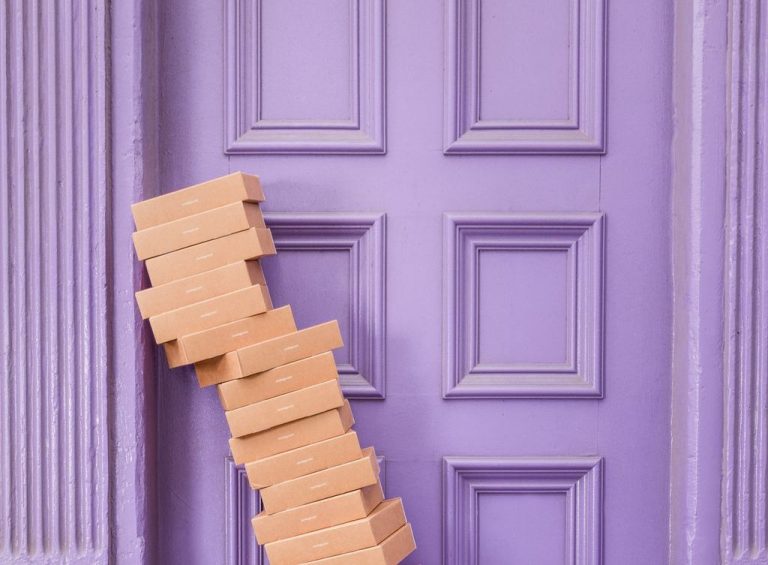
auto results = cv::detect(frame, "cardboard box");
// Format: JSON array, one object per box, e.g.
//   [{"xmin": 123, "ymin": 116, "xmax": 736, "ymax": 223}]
[
  {"xmin": 246, "ymin": 431, "xmax": 362, "ymax": 489},
  {"xmin": 260, "ymin": 448, "xmax": 379, "ymax": 515},
  {"xmin": 195, "ymin": 321, "xmax": 343, "ymax": 387},
  {"xmin": 217, "ymin": 352, "xmax": 337, "ymax": 410},
  {"xmin": 132, "ymin": 202, "xmax": 265, "ymax": 260},
  {"xmin": 302, "ymin": 524, "xmax": 416, "ymax": 565},
  {"xmin": 131, "ymin": 172, "xmax": 264, "ymax": 230},
  {"xmin": 134, "ymin": 260, "xmax": 265, "ymax": 319},
  {"xmin": 265, "ymin": 499, "xmax": 406, "ymax": 565},
  {"xmin": 226, "ymin": 380, "xmax": 344, "ymax": 438},
  {"xmin": 145, "ymin": 227, "xmax": 275, "ymax": 286},
  {"xmin": 179, "ymin": 305, "xmax": 295, "ymax": 365},
  {"xmin": 149, "ymin": 285, "xmax": 271, "ymax": 344},
  {"xmin": 163, "ymin": 305, "xmax": 295, "ymax": 368},
  {"xmin": 253, "ymin": 483, "xmax": 383, "ymax": 545},
  {"xmin": 229, "ymin": 402, "xmax": 354, "ymax": 465}
]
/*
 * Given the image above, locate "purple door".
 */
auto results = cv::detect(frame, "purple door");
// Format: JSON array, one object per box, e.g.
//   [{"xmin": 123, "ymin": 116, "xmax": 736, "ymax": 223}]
[{"xmin": 156, "ymin": 1, "xmax": 672, "ymax": 563}]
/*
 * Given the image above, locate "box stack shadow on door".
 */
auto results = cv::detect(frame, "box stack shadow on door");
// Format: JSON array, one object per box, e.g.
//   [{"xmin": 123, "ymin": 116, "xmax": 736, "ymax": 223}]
[{"xmin": 131, "ymin": 172, "xmax": 416, "ymax": 564}]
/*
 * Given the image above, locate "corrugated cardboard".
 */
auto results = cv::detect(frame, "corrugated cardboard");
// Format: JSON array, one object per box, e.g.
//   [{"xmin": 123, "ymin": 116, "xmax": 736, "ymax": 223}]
[
  {"xmin": 217, "ymin": 352, "xmax": 338, "ymax": 410},
  {"xmin": 134, "ymin": 260, "xmax": 265, "ymax": 319},
  {"xmin": 265, "ymin": 499, "xmax": 406, "ymax": 565},
  {"xmin": 145, "ymin": 227, "xmax": 275, "ymax": 286},
  {"xmin": 195, "ymin": 321, "xmax": 343, "ymax": 387},
  {"xmin": 132, "ymin": 202, "xmax": 265, "ymax": 260},
  {"xmin": 252, "ymin": 483, "xmax": 384, "ymax": 545},
  {"xmin": 229, "ymin": 401, "xmax": 354, "ymax": 465},
  {"xmin": 131, "ymin": 172, "xmax": 264, "ymax": 230},
  {"xmin": 260, "ymin": 448, "xmax": 379, "ymax": 514},
  {"xmin": 302, "ymin": 524, "xmax": 416, "ymax": 565},
  {"xmin": 246, "ymin": 431, "xmax": 362, "ymax": 489},
  {"xmin": 179, "ymin": 305, "xmax": 295, "ymax": 365},
  {"xmin": 226, "ymin": 380, "xmax": 344, "ymax": 438},
  {"xmin": 149, "ymin": 285, "xmax": 271, "ymax": 344}
]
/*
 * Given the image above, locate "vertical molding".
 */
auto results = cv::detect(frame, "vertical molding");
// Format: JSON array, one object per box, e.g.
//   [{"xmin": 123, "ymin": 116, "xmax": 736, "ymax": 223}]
[
  {"xmin": 723, "ymin": 1, "xmax": 768, "ymax": 562},
  {"xmin": 0, "ymin": 0, "xmax": 109, "ymax": 562},
  {"xmin": 265, "ymin": 213, "xmax": 387, "ymax": 399},
  {"xmin": 225, "ymin": 0, "xmax": 386, "ymax": 154},
  {"xmin": 444, "ymin": 0, "xmax": 606, "ymax": 154},
  {"xmin": 443, "ymin": 456, "xmax": 603, "ymax": 565}
]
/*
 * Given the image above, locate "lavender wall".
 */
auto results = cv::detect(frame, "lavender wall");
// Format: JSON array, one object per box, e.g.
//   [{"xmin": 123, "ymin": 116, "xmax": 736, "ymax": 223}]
[{"xmin": 0, "ymin": 0, "xmax": 763, "ymax": 563}]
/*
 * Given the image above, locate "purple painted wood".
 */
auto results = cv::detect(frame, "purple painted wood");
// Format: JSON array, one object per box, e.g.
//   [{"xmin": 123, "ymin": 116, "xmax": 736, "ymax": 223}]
[{"xmin": 153, "ymin": 1, "xmax": 674, "ymax": 563}]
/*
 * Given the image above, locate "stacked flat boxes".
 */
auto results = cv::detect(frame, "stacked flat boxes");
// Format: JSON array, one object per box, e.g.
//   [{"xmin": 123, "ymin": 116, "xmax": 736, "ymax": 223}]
[{"xmin": 131, "ymin": 172, "xmax": 416, "ymax": 565}]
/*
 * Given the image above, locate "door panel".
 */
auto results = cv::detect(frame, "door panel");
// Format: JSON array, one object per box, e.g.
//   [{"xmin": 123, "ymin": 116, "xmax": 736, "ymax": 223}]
[{"xmin": 156, "ymin": 0, "xmax": 673, "ymax": 563}]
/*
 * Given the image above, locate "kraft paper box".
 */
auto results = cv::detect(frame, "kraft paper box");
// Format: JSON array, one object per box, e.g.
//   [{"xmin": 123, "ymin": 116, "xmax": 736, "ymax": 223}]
[
  {"xmin": 217, "ymin": 352, "xmax": 337, "ymax": 411},
  {"xmin": 260, "ymin": 447, "xmax": 379, "ymax": 514},
  {"xmin": 226, "ymin": 380, "xmax": 344, "ymax": 438},
  {"xmin": 131, "ymin": 171, "xmax": 264, "ymax": 230},
  {"xmin": 132, "ymin": 201, "xmax": 265, "ymax": 260},
  {"xmin": 149, "ymin": 285, "xmax": 271, "ymax": 344},
  {"xmin": 253, "ymin": 483, "xmax": 383, "ymax": 545},
  {"xmin": 135, "ymin": 260, "xmax": 265, "ymax": 319},
  {"xmin": 195, "ymin": 321, "xmax": 343, "ymax": 387},
  {"xmin": 163, "ymin": 305, "xmax": 295, "ymax": 368},
  {"xmin": 145, "ymin": 227, "xmax": 275, "ymax": 286},
  {"xmin": 229, "ymin": 401, "xmax": 354, "ymax": 465},
  {"xmin": 265, "ymin": 499, "xmax": 406, "ymax": 565},
  {"xmin": 246, "ymin": 431, "xmax": 362, "ymax": 489},
  {"xmin": 303, "ymin": 523, "xmax": 416, "ymax": 565}
]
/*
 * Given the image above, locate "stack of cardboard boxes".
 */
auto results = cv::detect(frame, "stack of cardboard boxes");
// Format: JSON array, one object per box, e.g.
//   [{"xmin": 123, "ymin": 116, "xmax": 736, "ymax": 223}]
[{"xmin": 131, "ymin": 172, "xmax": 416, "ymax": 564}]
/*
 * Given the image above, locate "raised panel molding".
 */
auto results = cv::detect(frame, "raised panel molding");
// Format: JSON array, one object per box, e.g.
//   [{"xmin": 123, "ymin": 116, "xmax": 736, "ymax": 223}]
[
  {"xmin": 444, "ymin": 0, "xmax": 606, "ymax": 154},
  {"xmin": 0, "ymin": 0, "xmax": 109, "ymax": 561},
  {"xmin": 443, "ymin": 457, "xmax": 603, "ymax": 565},
  {"xmin": 443, "ymin": 213, "xmax": 605, "ymax": 398},
  {"xmin": 225, "ymin": 456, "xmax": 386, "ymax": 565},
  {"xmin": 723, "ymin": 2, "xmax": 768, "ymax": 562},
  {"xmin": 265, "ymin": 213, "xmax": 387, "ymax": 399},
  {"xmin": 225, "ymin": 0, "xmax": 386, "ymax": 154}
]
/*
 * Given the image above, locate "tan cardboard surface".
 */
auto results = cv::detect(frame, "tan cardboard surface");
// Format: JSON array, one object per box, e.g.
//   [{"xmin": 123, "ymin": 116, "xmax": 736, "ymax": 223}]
[
  {"xmin": 238, "ymin": 321, "xmax": 343, "ymax": 376},
  {"xmin": 252, "ymin": 484, "xmax": 384, "ymax": 545},
  {"xmin": 131, "ymin": 172, "xmax": 264, "ymax": 230},
  {"xmin": 145, "ymin": 227, "xmax": 275, "ymax": 286},
  {"xmin": 135, "ymin": 260, "xmax": 265, "ymax": 319},
  {"xmin": 302, "ymin": 524, "xmax": 416, "ymax": 565},
  {"xmin": 196, "ymin": 321, "xmax": 343, "ymax": 386},
  {"xmin": 149, "ymin": 284, "xmax": 271, "ymax": 344},
  {"xmin": 217, "ymin": 352, "xmax": 338, "ymax": 411},
  {"xmin": 226, "ymin": 380, "xmax": 344, "ymax": 438},
  {"xmin": 229, "ymin": 401, "xmax": 354, "ymax": 465},
  {"xmin": 181, "ymin": 305, "xmax": 295, "ymax": 364},
  {"xmin": 260, "ymin": 447, "xmax": 379, "ymax": 514},
  {"xmin": 265, "ymin": 499, "xmax": 406, "ymax": 565},
  {"xmin": 132, "ymin": 201, "xmax": 265, "ymax": 260},
  {"xmin": 246, "ymin": 431, "xmax": 362, "ymax": 489}
]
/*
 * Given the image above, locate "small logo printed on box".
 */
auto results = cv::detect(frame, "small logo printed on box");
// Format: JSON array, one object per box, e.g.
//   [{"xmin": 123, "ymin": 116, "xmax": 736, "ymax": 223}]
[
  {"xmin": 182, "ymin": 227, "xmax": 200, "ymax": 235},
  {"xmin": 312, "ymin": 542, "xmax": 329, "ymax": 549},
  {"xmin": 231, "ymin": 330, "xmax": 249, "ymax": 338},
  {"xmin": 186, "ymin": 286, "xmax": 204, "ymax": 293},
  {"xmin": 278, "ymin": 433, "xmax": 295, "ymax": 441},
  {"xmin": 196, "ymin": 253, "xmax": 214, "ymax": 261},
  {"xmin": 200, "ymin": 310, "xmax": 218, "ymax": 318},
  {"xmin": 300, "ymin": 515, "xmax": 317, "ymax": 523},
  {"xmin": 284, "ymin": 344, "xmax": 300, "ymax": 351},
  {"xmin": 310, "ymin": 482, "xmax": 328, "ymax": 490},
  {"xmin": 181, "ymin": 198, "xmax": 199, "ymax": 207},
  {"xmin": 277, "ymin": 404, "xmax": 295, "ymax": 412},
  {"xmin": 296, "ymin": 457, "xmax": 314, "ymax": 465},
  {"xmin": 275, "ymin": 375, "xmax": 294, "ymax": 383}
]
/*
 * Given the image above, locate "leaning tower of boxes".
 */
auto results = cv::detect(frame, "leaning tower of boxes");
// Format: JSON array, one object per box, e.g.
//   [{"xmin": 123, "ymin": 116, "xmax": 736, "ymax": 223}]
[{"xmin": 130, "ymin": 173, "xmax": 416, "ymax": 564}]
